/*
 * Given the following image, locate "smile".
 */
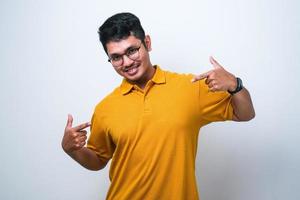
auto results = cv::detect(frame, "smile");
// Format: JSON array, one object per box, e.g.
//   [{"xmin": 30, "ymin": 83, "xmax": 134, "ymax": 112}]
[{"xmin": 123, "ymin": 65, "xmax": 139, "ymax": 75}]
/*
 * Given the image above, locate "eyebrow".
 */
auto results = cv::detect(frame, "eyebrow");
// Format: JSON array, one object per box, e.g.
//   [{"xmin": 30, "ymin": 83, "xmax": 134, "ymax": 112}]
[{"xmin": 109, "ymin": 45, "xmax": 139, "ymax": 57}]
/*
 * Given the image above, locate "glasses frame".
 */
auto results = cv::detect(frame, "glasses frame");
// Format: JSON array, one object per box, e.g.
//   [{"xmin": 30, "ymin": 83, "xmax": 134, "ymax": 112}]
[{"xmin": 107, "ymin": 43, "xmax": 142, "ymax": 67}]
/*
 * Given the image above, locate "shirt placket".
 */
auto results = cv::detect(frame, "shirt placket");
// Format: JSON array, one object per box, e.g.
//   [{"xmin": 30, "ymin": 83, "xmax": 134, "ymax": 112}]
[{"xmin": 133, "ymin": 81, "xmax": 153, "ymax": 114}]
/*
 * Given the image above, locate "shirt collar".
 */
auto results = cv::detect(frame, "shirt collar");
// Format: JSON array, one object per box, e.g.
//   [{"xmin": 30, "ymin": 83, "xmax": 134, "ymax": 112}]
[
  {"xmin": 151, "ymin": 65, "xmax": 166, "ymax": 84},
  {"xmin": 120, "ymin": 65, "xmax": 166, "ymax": 95}
]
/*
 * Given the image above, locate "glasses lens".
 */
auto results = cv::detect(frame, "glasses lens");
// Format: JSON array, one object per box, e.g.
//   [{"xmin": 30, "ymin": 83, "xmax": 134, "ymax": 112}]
[{"xmin": 128, "ymin": 48, "xmax": 139, "ymax": 60}]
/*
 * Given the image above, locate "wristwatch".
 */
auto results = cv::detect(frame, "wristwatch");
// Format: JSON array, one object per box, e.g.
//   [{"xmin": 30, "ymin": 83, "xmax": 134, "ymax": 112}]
[{"xmin": 228, "ymin": 77, "xmax": 243, "ymax": 95}]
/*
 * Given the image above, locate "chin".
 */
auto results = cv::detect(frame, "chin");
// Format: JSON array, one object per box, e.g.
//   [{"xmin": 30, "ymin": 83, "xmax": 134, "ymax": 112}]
[{"xmin": 124, "ymin": 73, "xmax": 143, "ymax": 82}]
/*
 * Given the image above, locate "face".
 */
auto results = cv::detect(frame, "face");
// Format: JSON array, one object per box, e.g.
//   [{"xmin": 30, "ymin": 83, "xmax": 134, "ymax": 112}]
[{"xmin": 106, "ymin": 35, "xmax": 154, "ymax": 88}]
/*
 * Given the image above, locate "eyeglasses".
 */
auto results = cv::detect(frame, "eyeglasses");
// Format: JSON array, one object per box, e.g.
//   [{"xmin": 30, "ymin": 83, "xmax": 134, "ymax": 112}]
[{"xmin": 108, "ymin": 43, "xmax": 142, "ymax": 67}]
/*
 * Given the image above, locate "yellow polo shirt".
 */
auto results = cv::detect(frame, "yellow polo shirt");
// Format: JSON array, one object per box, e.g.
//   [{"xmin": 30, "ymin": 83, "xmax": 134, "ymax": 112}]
[{"xmin": 87, "ymin": 66, "xmax": 233, "ymax": 200}]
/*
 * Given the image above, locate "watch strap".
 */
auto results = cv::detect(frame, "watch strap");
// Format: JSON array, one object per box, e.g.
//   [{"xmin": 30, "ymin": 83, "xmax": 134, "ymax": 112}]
[{"xmin": 228, "ymin": 77, "xmax": 243, "ymax": 95}]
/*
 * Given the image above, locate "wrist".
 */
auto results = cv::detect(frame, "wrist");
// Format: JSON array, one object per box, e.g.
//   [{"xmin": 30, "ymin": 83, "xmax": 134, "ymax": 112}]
[
  {"xmin": 67, "ymin": 147, "xmax": 84, "ymax": 158},
  {"xmin": 228, "ymin": 76, "xmax": 237, "ymax": 91},
  {"xmin": 228, "ymin": 77, "xmax": 243, "ymax": 95}
]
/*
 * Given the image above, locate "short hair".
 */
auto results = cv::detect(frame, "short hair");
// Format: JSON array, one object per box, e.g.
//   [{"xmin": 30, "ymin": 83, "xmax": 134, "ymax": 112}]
[{"xmin": 98, "ymin": 12, "xmax": 146, "ymax": 54}]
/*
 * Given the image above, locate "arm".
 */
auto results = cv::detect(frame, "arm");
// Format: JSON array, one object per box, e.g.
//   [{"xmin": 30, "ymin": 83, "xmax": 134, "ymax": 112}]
[
  {"xmin": 61, "ymin": 114, "xmax": 107, "ymax": 171},
  {"xmin": 66, "ymin": 147, "xmax": 107, "ymax": 171},
  {"xmin": 230, "ymin": 87, "xmax": 255, "ymax": 121}
]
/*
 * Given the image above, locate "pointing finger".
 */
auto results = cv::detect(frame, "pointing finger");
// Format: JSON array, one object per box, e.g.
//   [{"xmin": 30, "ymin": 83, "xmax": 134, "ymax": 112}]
[
  {"xmin": 78, "ymin": 130, "xmax": 88, "ymax": 136},
  {"xmin": 73, "ymin": 122, "xmax": 91, "ymax": 131},
  {"xmin": 191, "ymin": 71, "xmax": 212, "ymax": 82},
  {"xmin": 66, "ymin": 114, "xmax": 73, "ymax": 128}
]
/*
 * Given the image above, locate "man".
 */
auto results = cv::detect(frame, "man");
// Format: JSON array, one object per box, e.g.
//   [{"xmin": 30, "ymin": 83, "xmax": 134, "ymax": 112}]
[{"xmin": 61, "ymin": 12, "xmax": 255, "ymax": 200}]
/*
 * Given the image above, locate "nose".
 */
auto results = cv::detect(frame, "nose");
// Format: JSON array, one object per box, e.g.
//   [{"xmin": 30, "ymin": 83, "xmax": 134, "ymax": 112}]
[{"xmin": 122, "ymin": 54, "xmax": 134, "ymax": 67}]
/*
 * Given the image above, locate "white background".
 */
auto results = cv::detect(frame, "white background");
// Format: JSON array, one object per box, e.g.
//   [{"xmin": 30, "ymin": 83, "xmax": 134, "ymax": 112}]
[{"xmin": 1, "ymin": 0, "xmax": 299, "ymax": 199}]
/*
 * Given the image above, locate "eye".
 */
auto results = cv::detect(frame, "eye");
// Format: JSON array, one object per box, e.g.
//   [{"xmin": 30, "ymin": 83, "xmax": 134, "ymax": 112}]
[
  {"xmin": 127, "ymin": 48, "xmax": 138, "ymax": 56},
  {"xmin": 111, "ymin": 55, "xmax": 121, "ymax": 62}
]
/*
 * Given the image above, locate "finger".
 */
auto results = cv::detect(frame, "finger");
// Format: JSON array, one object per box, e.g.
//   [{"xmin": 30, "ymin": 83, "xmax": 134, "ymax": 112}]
[
  {"xmin": 77, "ymin": 130, "xmax": 87, "ymax": 137},
  {"xmin": 213, "ymin": 84, "xmax": 219, "ymax": 91},
  {"xmin": 208, "ymin": 80, "xmax": 218, "ymax": 88},
  {"xmin": 70, "ymin": 131, "xmax": 86, "ymax": 140},
  {"xmin": 78, "ymin": 135, "xmax": 87, "ymax": 141},
  {"xmin": 78, "ymin": 130, "xmax": 87, "ymax": 135},
  {"xmin": 80, "ymin": 141, "xmax": 86, "ymax": 147},
  {"xmin": 73, "ymin": 122, "xmax": 91, "ymax": 131},
  {"xmin": 205, "ymin": 77, "xmax": 214, "ymax": 85},
  {"xmin": 66, "ymin": 114, "xmax": 73, "ymax": 128},
  {"xmin": 209, "ymin": 56, "xmax": 222, "ymax": 69},
  {"xmin": 209, "ymin": 85, "xmax": 218, "ymax": 92},
  {"xmin": 209, "ymin": 87, "xmax": 216, "ymax": 92},
  {"xmin": 75, "ymin": 135, "xmax": 87, "ymax": 143},
  {"xmin": 74, "ymin": 139, "xmax": 86, "ymax": 148},
  {"xmin": 210, "ymin": 81, "xmax": 221, "ymax": 91},
  {"xmin": 78, "ymin": 141, "xmax": 86, "ymax": 148},
  {"xmin": 79, "ymin": 137, "xmax": 87, "ymax": 143},
  {"xmin": 75, "ymin": 143, "xmax": 82, "ymax": 148},
  {"xmin": 208, "ymin": 82, "xmax": 214, "ymax": 88},
  {"xmin": 191, "ymin": 71, "xmax": 212, "ymax": 82}
]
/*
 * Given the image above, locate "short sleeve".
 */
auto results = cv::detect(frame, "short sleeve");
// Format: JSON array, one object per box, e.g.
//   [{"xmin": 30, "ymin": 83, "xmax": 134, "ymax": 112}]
[
  {"xmin": 87, "ymin": 112, "xmax": 115, "ymax": 163},
  {"xmin": 198, "ymin": 79, "xmax": 233, "ymax": 127}
]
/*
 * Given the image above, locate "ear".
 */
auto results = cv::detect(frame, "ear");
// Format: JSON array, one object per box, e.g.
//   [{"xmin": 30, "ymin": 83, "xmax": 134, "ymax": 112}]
[{"xmin": 144, "ymin": 35, "xmax": 152, "ymax": 51}]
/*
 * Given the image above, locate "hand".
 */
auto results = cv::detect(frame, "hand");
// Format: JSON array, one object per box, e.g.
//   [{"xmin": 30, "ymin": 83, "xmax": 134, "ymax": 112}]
[
  {"xmin": 62, "ymin": 114, "xmax": 90, "ymax": 154},
  {"xmin": 191, "ymin": 56, "xmax": 237, "ymax": 92}
]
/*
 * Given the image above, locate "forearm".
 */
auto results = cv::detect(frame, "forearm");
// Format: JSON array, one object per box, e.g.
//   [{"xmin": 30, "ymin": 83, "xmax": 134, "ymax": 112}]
[
  {"xmin": 231, "ymin": 87, "xmax": 255, "ymax": 121},
  {"xmin": 67, "ymin": 147, "xmax": 107, "ymax": 171}
]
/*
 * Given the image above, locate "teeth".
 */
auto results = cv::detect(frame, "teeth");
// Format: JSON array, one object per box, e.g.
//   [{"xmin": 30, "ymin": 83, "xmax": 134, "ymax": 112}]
[{"xmin": 125, "ymin": 66, "xmax": 136, "ymax": 72}]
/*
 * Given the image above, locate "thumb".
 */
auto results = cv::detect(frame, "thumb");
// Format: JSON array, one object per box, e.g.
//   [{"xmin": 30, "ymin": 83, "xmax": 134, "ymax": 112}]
[
  {"xmin": 209, "ymin": 56, "xmax": 221, "ymax": 68},
  {"xmin": 66, "ymin": 114, "xmax": 73, "ymax": 128}
]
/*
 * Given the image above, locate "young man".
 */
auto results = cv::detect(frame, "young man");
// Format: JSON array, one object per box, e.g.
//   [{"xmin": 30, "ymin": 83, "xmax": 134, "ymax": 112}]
[{"xmin": 62, "ymin": 12, "xmax": 255, "ymax": 200}]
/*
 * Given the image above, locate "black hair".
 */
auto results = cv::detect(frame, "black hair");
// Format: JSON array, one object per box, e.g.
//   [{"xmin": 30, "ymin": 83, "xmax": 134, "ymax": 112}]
[{"xmin": 98, "ymin": 12, "xmax": 146, "ymax": 54}]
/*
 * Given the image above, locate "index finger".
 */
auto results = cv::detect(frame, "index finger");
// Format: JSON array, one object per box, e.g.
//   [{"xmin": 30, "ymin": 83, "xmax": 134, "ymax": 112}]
[
  {"xmin": 191, "ymin": 71, "xmax": 211, "ymax": 82},
  {"xmin": 73, "ymin": 122, "xmax": 91, "ymax": 131}
]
